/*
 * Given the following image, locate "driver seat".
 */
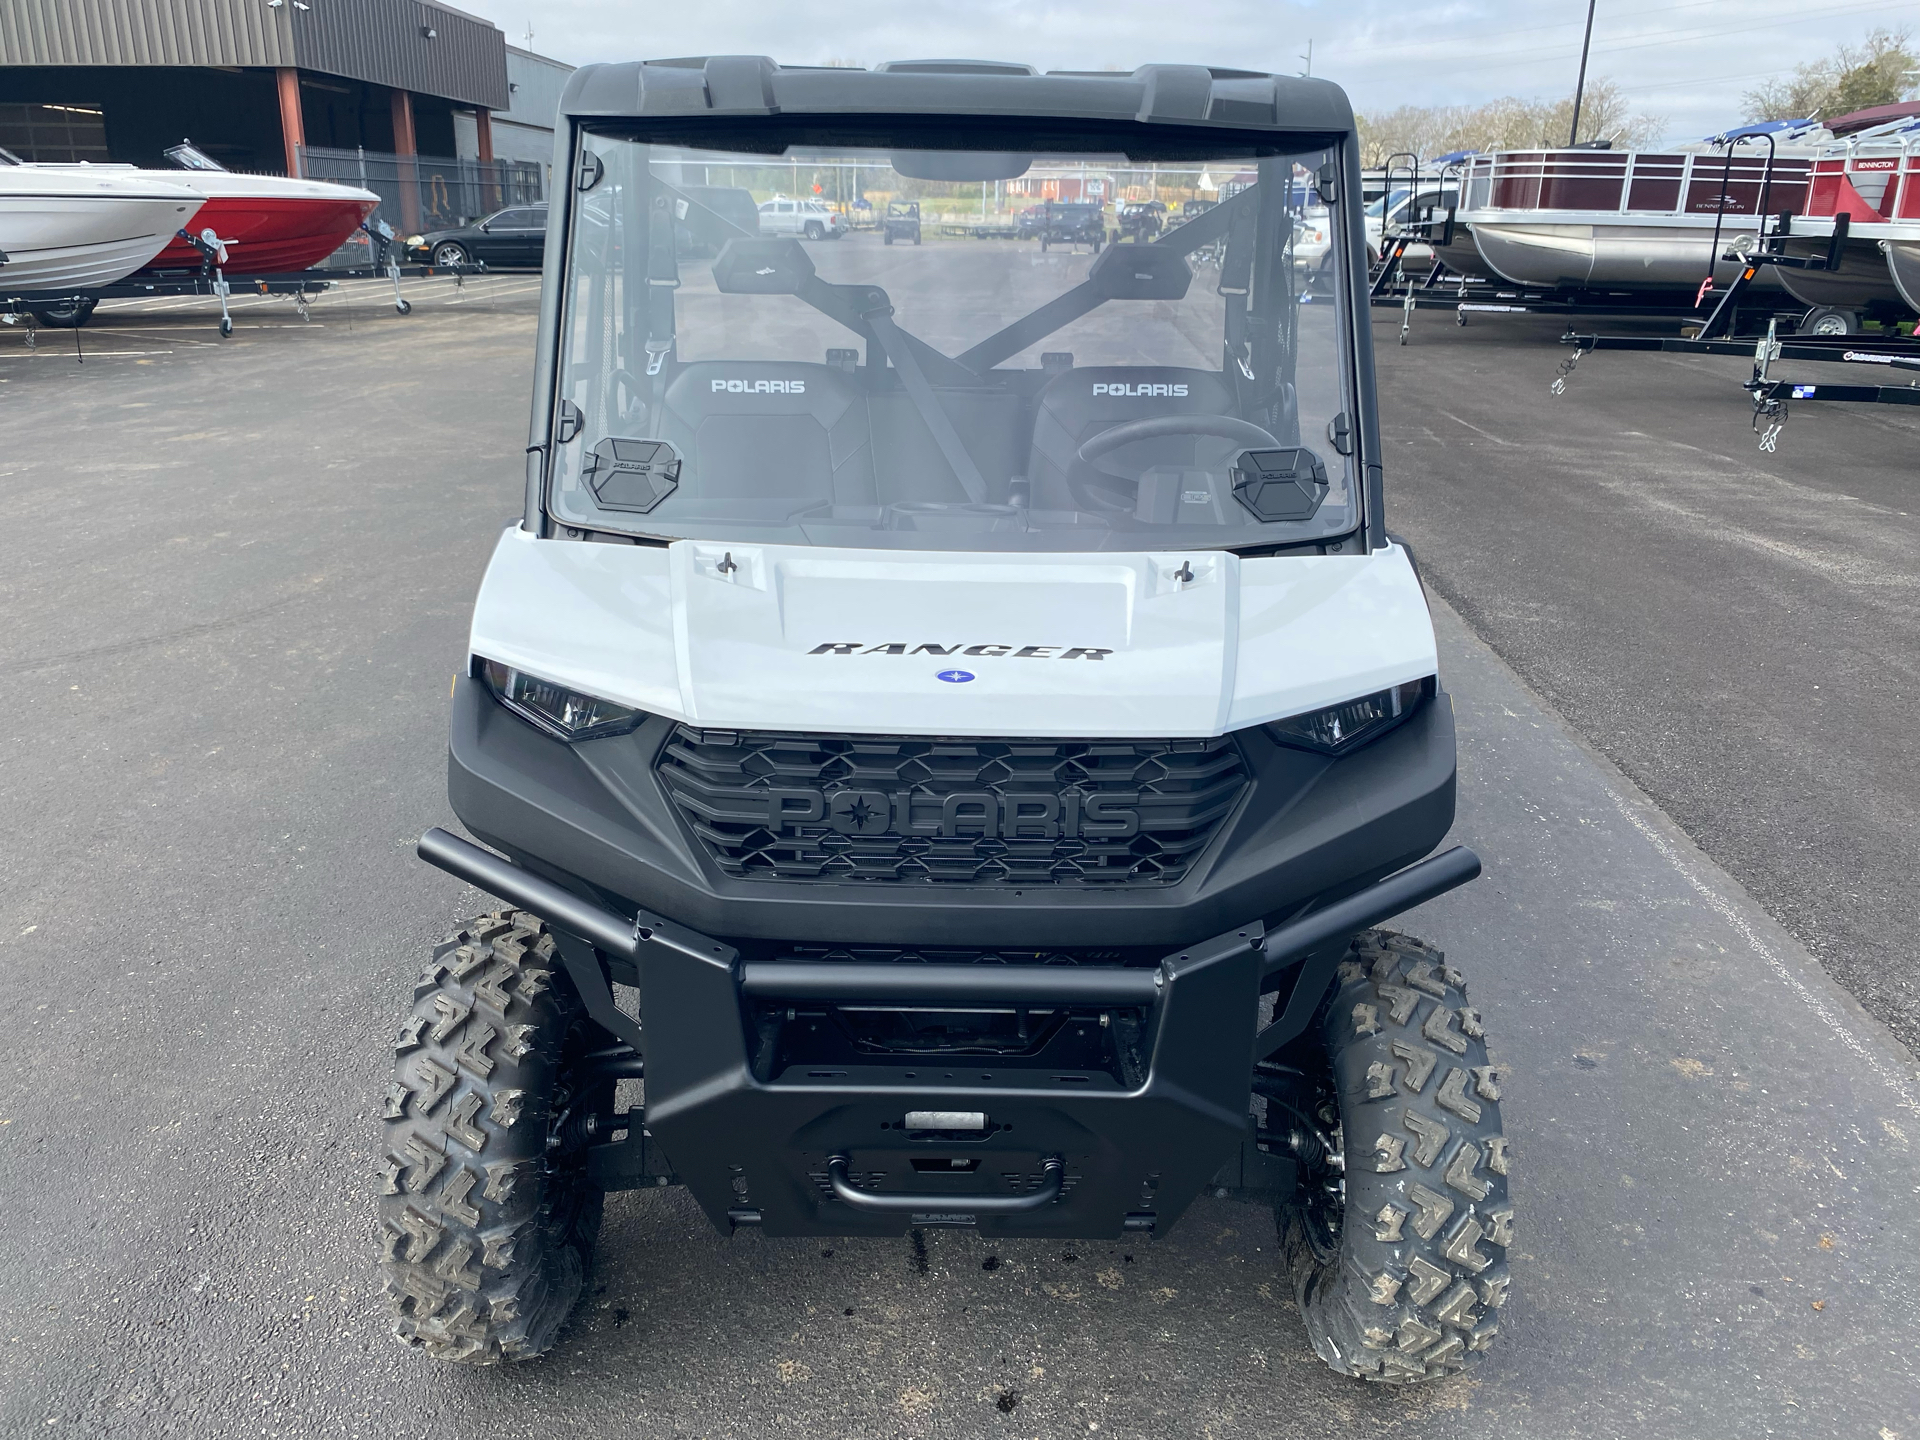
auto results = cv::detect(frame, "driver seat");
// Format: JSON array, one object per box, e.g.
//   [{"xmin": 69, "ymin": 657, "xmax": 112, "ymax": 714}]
[{"xmin": 1025, "ymin": 366, "xmax": 1240, "ymax": 513}]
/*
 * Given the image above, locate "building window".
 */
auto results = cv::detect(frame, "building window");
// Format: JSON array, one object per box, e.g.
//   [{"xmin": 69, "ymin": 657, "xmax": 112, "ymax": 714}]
[{"xmin": 0, "ymin": 103, "xmax": 111, "ymax": 163}]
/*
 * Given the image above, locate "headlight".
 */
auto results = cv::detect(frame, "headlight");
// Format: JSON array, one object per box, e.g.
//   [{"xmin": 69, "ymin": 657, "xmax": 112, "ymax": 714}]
[
  {"xmin": 405, "ymin": 234, "xmax": 426, "ymax": 246},
  {"xmin": 480, "ymin": 659, "xmax": 645, "ymax": 741},
  {"xmin": 1267, "ymin": 678, "xmax": 1432, "ymax": 755}
]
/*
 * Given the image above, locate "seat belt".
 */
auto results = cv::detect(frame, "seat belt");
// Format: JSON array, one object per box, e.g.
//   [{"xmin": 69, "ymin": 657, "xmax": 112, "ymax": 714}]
[
  {"xmin": 643, "ymin": 187, "xmax": 680, "ymax": 420},
  {"xmin": 863, "ymin": 303, "xmax": 990, "ymax": 505}
]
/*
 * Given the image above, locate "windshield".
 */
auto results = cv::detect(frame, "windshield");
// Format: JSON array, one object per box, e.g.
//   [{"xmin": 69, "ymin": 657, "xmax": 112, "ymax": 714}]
[
  {"xmin": 162, "ymin": 141, "xmax": 226, "ymax": 173},
  {"xmin": 549, "ymin": 131, "xmax": 1358, "ymax": 552}
]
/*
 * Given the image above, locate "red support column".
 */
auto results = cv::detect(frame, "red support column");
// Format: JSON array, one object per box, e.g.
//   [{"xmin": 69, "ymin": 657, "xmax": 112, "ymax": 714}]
[
  {"xmin": 389, "ymin": 88, "xmax": 420, "ymax": 234},
  {"xmin": 276, "ymin": 68, "xmax": 305, "ymax": 177},
  {"xmin": 475, "ymin": 108, "xmax": 499, "ymax": 209}
]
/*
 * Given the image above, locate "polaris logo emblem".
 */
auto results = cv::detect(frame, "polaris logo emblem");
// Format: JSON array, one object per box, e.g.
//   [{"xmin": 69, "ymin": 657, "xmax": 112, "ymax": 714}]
[
  {"xmin": 936, "ymin": 669, "xmax": 975, "ymax": 683},
  {"xmin": 1092, "ymin": 382, "xmax": 1188, "ymax": 397},
  {"xmin": 751, "ymin": 786, "xmax": 1141, "ymax": 839},
  {"xmin": 810, "ymin": 643, "xmax": 1112, "ymax": 660},
  {"xmin": 712, "ymin": 378, "xmax": 806, "ymax": 394}
]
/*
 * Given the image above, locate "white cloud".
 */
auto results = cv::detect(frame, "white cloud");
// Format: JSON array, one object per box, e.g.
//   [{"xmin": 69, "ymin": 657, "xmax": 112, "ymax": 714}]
[{"xmin": 470, "ymin": 0, "xmax": 1912, "ymax": 144}]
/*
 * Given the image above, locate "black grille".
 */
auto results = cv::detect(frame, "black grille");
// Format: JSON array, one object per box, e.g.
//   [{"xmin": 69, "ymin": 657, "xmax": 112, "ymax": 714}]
[{"xmin": 656, "ymin": 727, "xmax": 1248, "ymax": 886}]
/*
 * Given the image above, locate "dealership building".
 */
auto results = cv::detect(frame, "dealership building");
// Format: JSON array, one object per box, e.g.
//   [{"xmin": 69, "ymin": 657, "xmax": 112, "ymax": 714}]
[{"xmin": 0, "ymin": 0, "xmax": 570, "ymax": 229}]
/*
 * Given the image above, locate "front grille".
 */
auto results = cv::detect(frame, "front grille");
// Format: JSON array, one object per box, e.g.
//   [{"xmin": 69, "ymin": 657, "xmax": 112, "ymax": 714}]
[{"xmin": 656, "ymin": 727, "xmax": 1248, "ymax": 886}]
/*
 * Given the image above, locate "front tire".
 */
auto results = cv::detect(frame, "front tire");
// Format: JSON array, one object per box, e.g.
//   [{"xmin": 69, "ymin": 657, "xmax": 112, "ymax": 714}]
[
  {"xmin": 1280, "ymin": 931, "xmax": 1512, "ymax": 1383},
  {"xmin": 432, "ymin": 241, "xmax": 471, "ymax": 267},
  {"xmin": 379, "ymin": 910, "xmax": 606, "ymax": 1363}
]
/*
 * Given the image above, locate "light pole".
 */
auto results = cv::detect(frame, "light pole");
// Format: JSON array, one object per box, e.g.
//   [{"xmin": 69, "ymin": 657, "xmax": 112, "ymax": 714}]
[{"xmin": 1568, "ymin": 0, "xmax": 1598, "ymax": 146}]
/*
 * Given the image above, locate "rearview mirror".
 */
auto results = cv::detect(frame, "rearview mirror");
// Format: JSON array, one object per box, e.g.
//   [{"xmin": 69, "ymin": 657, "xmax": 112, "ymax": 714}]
[
  {"xmin": 890, "ymin": 151, "xmax": 1032, "ymax": 182},
  {"xmin": 711, "ymin": 237, "xmax": 817, "ymax": 295},
  {"xmin": 1087, "ymin": 244, "xmax": 1191, "ymax": 301}
]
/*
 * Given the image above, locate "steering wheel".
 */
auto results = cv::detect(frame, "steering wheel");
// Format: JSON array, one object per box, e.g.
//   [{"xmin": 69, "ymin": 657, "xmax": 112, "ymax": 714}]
[
  {"xmin": 1069, "ymin": 414, "xmax": 1283, "ymax": 514},
  {"xmin": 1077, "ymin": 414, "xmax": 1282, "ymax": 465}
]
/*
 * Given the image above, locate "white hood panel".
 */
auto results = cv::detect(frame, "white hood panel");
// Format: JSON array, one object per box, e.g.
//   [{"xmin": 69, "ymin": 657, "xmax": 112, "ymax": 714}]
[{"xmin": 469, "ymin": 530, "xmax": 1437, "ymax": 738}]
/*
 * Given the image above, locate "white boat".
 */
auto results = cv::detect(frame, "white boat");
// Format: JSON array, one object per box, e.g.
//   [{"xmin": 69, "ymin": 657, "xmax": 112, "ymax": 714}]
[
  {"xmin": 1454, "ymin": 127, "xmax": 1826, "ymax": 294},
  {"xmin": 0, "ymin": 152, "xmax": 205, "ymax": 291},
  {"xmin": 1773, "ymin": 113, "xmax": 1920, "ymax": 328}
]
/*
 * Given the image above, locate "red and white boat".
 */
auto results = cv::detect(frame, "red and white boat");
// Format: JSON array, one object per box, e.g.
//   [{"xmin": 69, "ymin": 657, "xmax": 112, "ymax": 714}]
[
  {"xmin": 1778, "ymin": 109, "xmax": 1920, "ymax": 332},
  {"xmin": 25, "ymin": 142, "xmax": 379, "ymax": 275},
  {"xmin": 138, "ymin": 142, "xmax": 379, "ymax": 273},
  {"xmin": 1453, "ymin": 127, "xmax": 1822, "ymax": 294}
]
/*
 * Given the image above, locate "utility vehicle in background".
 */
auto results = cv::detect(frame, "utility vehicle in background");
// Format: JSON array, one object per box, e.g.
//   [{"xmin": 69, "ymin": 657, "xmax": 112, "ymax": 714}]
[
  {"xmin": 1033, "ymin": 198, "xmax": 1107, "ymax": 250},
  {"xmin": 381, "ymin": 55, "xmax": 1512, "ymax": 1386},
  {"xmin": 883, "ymin": 199, "xmax": 922, "ymax": 245}
]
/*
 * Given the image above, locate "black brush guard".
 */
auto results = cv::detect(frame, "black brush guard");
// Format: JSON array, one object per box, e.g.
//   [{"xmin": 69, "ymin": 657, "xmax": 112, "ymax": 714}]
[{"xmin": 418, "ymin": 826, "xmax": 1478, "ymax": 1237}]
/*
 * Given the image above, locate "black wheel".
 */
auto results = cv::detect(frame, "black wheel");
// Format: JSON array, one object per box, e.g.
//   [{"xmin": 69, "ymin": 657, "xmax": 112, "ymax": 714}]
[
  {"xmin": 432, "ymin": 241, "xmax": 470, "ymax": 268},
  {"xmin": 804, "ymin": 220, "xmax": 825, "ymax": 240},
  {"xmin": 1041, "ymin": 237, "xmax": 1051, "ymax": 252},
  {"xmin": 379, "ymin": 910, "xmax": 610, "ymax": 1363},
  {"xmin": 218, "ymin": 316, "xmax": 233, "ymax": 338},
  {"xmin": 1800, "ymin": 306, "xmax": 1859, "ymax": 337},
  {"xmin": 396, "ymin": 298, "xmax": 413, "ymax": 316},
  {"xmin": 28, "ymin": 297, "xmax": 97, "ymax": 328},
  {"xmin": 1278, "ymin": 931, "xmax": 1512, "ymax": 1383},
  {"xmin": 912, "ymin": 232, "xmax": 921, "ymax": 245},
  {"xmin": 884, "ymin": 231, "xmax": 893, "ymax": 245}
]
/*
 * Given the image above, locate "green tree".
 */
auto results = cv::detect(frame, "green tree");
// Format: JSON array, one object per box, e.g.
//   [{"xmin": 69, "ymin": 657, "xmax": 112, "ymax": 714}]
[
  {"xmin": 1356, "ymin": 79, "xmax": 1663, "ymax": 167},
  {"xmin": 1742, "ymin": 28, "xmax": 1916, "ymax": 121}
]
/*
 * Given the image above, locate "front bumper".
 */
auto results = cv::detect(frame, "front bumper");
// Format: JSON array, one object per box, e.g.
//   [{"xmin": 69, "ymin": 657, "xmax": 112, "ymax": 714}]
[
  {"xmin": 445, "ymin": 675, "xmax": 1458, "ymax": 952},
  {"xmin": 418, "ymin": 828, "xmax": 1479, "ymax": 1239}
]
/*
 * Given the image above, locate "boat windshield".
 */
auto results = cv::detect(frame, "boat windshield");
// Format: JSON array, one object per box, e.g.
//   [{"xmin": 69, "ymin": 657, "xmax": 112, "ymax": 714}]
[
  {"xmin": 549, "ymin": 132, "xmax": 1358, "ymax": 553},
  {"xmin": 163, "ymin": 141, "xmax": 227, "ymax": 173},
  {"xmin": 0, "ymin": 148, "xmax": 20, "ymax": 166}
]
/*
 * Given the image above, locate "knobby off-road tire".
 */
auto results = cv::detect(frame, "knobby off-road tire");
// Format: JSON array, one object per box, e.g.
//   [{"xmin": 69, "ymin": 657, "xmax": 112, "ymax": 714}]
[
  {"xmin": 1282, "ymin": 931, "xmax": 1513, "ymax": 1383},
  {"xmin": 378, "ymin": 910, "xmax": 605, "ymax": 1363}
]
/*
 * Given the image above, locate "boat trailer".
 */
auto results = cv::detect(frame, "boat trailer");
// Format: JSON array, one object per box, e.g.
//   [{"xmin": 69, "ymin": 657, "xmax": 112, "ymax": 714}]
[
  {"xmin": 1553, "ymin": 320, "xmax": 1920, "ymax": 449},
  {"xmin": 0, "ymin": 219, "xmax": 490, "ymax": 349}
]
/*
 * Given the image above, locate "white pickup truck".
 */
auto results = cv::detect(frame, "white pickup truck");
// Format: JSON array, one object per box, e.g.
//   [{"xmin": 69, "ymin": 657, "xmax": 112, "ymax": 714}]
[{"xmin": 756, "ymin": 195, "xmax": 847, "ymax": 240}]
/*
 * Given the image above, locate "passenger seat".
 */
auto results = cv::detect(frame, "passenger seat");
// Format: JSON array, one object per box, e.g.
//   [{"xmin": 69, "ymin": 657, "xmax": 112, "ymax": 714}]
[{"xmin": 658, "ymin": 362, "xmax": 876, "ymax": 511}]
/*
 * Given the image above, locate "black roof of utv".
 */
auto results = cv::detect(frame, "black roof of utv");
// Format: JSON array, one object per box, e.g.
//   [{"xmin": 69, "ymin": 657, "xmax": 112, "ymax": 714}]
[{"xmin": 557, "ymin": 57, "xmax": 1356, "ymax": 141}]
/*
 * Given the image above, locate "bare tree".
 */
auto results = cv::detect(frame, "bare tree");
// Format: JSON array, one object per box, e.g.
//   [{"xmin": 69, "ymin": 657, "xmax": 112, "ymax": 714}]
[
  {"xmin": 1356, "ymin": 79, "xmax": 1663, "ymax": 167},
  {"xmin": 1743, "ymin": 28, "xmax": 1916, "ymax": 121}
]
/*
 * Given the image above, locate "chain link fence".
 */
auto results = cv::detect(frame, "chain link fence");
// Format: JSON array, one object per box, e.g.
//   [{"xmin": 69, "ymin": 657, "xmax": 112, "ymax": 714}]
[{"xmin": 297, "ymin": 145, "xmax": 544, "ymax": 267}]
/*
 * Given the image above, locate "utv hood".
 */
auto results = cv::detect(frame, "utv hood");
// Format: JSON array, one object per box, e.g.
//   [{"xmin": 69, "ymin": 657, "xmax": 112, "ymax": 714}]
[{"xmin": 467, "ymin": 529, "xmax": 1436, "ymax": 738}]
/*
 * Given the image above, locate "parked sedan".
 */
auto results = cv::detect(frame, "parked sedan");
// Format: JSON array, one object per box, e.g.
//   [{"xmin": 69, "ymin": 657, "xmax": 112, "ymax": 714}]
[{"xmin": 405, "ymin": 204, "xmax": 548, "ymax": 268}]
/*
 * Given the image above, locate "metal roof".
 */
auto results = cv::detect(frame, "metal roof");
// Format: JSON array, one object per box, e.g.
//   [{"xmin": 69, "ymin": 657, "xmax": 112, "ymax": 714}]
[
  {"xmin": 559, "ymin": 58, "xmax": 1356, "ymax": 139},
  {"xmin": 0, "ymin": 0, "xmax": 508, "ymax": 111}
]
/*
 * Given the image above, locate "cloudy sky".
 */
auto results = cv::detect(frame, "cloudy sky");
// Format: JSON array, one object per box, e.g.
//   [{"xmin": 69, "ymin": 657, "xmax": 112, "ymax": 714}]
[{"xmin": 453, "ymin": 0, "xmax": 1912, "ymax": 143}]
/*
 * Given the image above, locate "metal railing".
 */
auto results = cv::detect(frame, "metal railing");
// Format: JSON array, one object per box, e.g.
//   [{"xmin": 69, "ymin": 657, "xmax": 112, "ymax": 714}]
[
  {"xmin": 1457, "ymin": 150, "xmax": 1814, "ymax": 220},
  {"xmin": 295, "ymin": 144, "xmax": 543, "ymax": 258}
]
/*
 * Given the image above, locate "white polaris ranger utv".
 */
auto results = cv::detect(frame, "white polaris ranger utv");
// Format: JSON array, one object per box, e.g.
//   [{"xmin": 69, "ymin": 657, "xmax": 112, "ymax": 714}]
[{"xmin": 381, "ymin": 56, "xmax": 1512, "ymax": 1383}]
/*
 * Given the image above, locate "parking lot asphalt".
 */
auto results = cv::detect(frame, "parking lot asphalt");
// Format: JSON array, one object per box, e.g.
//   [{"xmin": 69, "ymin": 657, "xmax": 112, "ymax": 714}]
[
  {"xmin": 1375, "ymin": 309, "xmax": 1920, "ymax": 1057},
  {"xmin": 1, "ymin": 268, "xmax": 1917, "ymax": 1437}
]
